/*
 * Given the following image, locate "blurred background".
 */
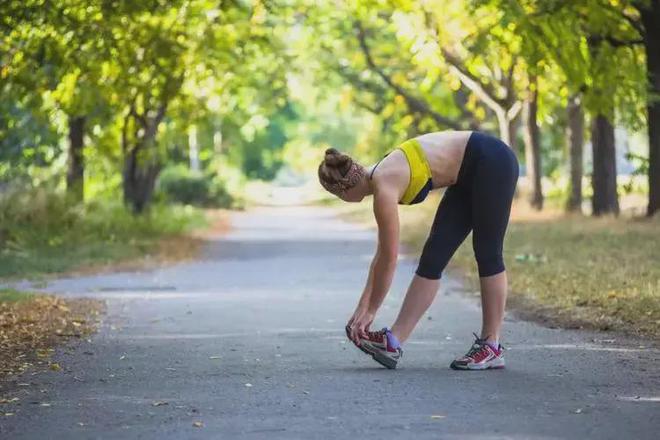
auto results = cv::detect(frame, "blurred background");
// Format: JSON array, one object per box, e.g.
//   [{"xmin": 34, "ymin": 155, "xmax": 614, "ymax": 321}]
[{"xmin": 1, "ymin": 1, "xmax": 658, "ymax": 335}]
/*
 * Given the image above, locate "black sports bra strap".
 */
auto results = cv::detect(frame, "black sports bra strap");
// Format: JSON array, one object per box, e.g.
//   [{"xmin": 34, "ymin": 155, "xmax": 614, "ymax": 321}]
[{"xmin": 369, "ymin": 153, "xmax": 389, "ymax": 180}]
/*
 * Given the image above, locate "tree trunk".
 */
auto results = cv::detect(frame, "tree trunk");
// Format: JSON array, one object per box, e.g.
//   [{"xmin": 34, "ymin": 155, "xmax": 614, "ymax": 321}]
[
  {"xmin": 213, "ymin": 128, "xmax": 223, "ymax": 154},
  {"xmin": 641, "ymin": 3, "xmax": 660, "ymax": 216},
  {"xmin": 566, "ymin": 95, "xmax": 584, "ymax": 213},
  {"xmin": 523, "ymin": 79, "xmax": 543, "ymax": 210},
  {"xmin": 66, "ymin": 115, "xmax": 86, "ymax": 202},
  {"xmin": 122, "ymin": 143, "xmax": 160, "ymax": 214},
  {"xmin": 507, "ymin": 115, "xmax": 519, "ymax": 152},
  {"xmin": 492, "ymin": 110, "xmax": 521, "ymax": 153},
  {"xmin": 121, "ymin": 103, "xmax": 167, "ymax": 214},
  {"xmin": 591, "ymin": 114, "xmax": 619, "ymax": 216},
  {"xmin": 188, "ymin": 124, "xmax": 200, "ymax": 172}
]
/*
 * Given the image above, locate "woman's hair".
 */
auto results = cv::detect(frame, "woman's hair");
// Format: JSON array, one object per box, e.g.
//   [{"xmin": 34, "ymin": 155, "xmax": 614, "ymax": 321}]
[{"xmin": 318, "ymin": 148, "xmax": 366, "ymax": 195}]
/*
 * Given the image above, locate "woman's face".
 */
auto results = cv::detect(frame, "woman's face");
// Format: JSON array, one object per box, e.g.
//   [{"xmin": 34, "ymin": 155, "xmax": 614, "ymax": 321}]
[{"xmin": 337, "ymin": 178, "xmax": 367, "ymax": 203}]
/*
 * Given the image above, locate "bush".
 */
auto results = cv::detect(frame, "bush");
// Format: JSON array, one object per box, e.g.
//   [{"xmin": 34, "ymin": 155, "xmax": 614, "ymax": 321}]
[
  {"xmin": 157, "ymin": 165, "xmax": 237, "ymax": 208},
  {"xmin": 0, "ymin": 185, "xmax": 205, "ymax": 278}
]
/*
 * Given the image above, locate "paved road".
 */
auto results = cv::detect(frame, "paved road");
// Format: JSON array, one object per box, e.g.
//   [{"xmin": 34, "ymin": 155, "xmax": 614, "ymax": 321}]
[{"xmin": 1, "ymin": 204, "xmax": 659, "ymax": 439}]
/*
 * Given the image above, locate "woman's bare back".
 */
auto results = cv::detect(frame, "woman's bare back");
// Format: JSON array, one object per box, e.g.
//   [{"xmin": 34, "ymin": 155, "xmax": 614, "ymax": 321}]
[{"xmin": 416, "ymin": 131, "xmax": 471, "ymax": 188}]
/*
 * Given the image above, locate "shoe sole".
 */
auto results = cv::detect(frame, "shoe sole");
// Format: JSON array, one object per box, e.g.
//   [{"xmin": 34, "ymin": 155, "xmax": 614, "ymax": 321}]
[
  {"xmin": 371, "ymin": 350, "xmax": 398, "ymax": 369},
  {"xmin": 362, "ymin": 342, "xmax": 399, "ymax": 369},
  {"xmin": 450, "ymin": 358, "xmax": 505, "ymax": 371}
]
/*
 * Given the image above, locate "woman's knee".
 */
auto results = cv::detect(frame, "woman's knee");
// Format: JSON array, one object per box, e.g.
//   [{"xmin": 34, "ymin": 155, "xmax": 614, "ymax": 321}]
[{"xmin": 474, "ymin": 254, "xmax": 505, "ymax": 277}]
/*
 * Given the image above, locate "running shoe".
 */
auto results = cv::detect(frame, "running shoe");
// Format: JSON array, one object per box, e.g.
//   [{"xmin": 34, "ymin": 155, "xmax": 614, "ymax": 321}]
[
  {"xmin": 450, "ymin": 334, "xmax": 505, "ymax": 370},
  {"xmin": 358, "ymin": 328, "xmax": 402, "ymax": 369},
  {"xmin": 346, "ymin": 324, "xmax": 371, "ymax": 355}
]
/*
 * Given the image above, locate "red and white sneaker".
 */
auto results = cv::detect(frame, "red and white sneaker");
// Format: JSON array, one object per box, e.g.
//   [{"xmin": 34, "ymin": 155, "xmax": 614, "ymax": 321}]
[
  {"xmin": 358, "ymin": 328, "xmax": 402, "ymax": 369},
  {"xmin": 450, "ymin": 334, "xmax": 505, "ymax": 370}
]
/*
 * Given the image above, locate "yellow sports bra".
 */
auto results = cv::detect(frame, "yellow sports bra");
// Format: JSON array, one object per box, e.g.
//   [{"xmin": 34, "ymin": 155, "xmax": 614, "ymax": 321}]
[{"xmin": 370, "ymin": 139, "xmax": 434, "ymax": 205}]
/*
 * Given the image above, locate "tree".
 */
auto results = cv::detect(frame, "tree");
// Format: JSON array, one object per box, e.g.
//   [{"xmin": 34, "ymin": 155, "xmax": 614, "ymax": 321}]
[
  {"xmin": 523, "ymin": 75, "xmax": 543, "ymax": 209},
  {"xmin": 639, "ymin": 0, "xmax": 660, "ymax": 216},
  {"xmin": 2, "ymin": 1, "xmax": 117, "ymax": 201},
  {"xmin": 566, "ymin": 94, "xmax": 585, "ymax": 212},
  {"xmin": 105, "ymin": 0, "xmax": 288, "ymax": 212},
  {"xmin": 482, "ymin": 0, "xmax": 646, "ymax": 215}
]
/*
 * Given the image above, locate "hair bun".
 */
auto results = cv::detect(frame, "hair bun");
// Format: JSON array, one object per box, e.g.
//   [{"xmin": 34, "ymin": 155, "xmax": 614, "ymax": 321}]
[{"xmin": 324, "ymin": 148, "xmax": 352, "ymax": 174}]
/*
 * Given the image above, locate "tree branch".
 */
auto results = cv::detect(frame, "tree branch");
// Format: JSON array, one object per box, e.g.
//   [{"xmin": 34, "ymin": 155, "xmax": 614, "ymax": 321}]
[
  {"xmin": 588, "ymin": 34, "xmax": 644, "ymax": 48},
  {"xmin": 354, "ymin": 20, "xmax": 463, "ymax": 130}
]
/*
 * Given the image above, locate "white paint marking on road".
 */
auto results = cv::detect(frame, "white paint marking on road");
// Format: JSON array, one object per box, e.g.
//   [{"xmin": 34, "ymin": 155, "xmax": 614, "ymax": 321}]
[
  {"xmin": 511, "ymin": 344, "xmax": 658, "ymax": 354},
  {"xmin": 617, "ymin": 396, "xmax": 660, "ymax": 403},
  {"xmin": 115, "ymin": 328, "xmax": 343, "ymax": 340}
]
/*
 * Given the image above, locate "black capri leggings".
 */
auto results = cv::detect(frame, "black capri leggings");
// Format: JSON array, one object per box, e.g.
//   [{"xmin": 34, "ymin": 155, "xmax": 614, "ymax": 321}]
[{"xmin": 416, "ymin": 131, "xmax": 519, "ymax": 280}]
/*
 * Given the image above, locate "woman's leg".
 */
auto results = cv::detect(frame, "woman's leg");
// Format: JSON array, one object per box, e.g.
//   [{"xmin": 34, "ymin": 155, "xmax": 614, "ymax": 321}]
[
  {"xmin": 471, "ymin": 144, "xmax": 519, "ymax": 345},
  {"xmin": 390, "ymin": 186, "xmax": 472, "ymax": 343},
  {"xmin": 479, "ymin": 271, "xmax": 507, "ymax": 343},
  {"xmin": 390, "ymin": 275, "xmax": 439, "ymax": 343}
]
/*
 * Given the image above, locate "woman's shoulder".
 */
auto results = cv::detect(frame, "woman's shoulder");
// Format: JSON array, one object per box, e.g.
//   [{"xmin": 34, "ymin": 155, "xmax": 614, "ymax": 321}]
[{"xmin": 370, "ymin": 150, "xmax": 409, "ymax": 193}]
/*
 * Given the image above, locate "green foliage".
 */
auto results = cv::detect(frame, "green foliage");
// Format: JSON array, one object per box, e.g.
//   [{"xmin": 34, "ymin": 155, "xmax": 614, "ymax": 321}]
[
  {"xmin": 157, "ymin": 165, "xmax": 237, "ymax": 208},
  {"xmin": 0, "ymin": 0, "xmax": 656, "ymax": 215},
  {"xmin": 0, "ymin": 288, "xmax": 32, "ymax": 303},
  {"xmin": 0, "ymin": 186, "xmax": 205, "ymax": 279}
]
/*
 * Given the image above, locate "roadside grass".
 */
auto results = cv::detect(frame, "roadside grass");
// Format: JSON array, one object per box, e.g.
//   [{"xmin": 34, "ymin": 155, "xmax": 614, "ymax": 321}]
[
  {"xmin": 0, "ymin": 190, "xmax": 208, "ymax": 280},
  {"xmin": 338, "ymin": 194, "xmax": 660, "ymax": 340},
  {"xmin": 0, "ymin": 288, "xmax": 33, "ymax": 303}
]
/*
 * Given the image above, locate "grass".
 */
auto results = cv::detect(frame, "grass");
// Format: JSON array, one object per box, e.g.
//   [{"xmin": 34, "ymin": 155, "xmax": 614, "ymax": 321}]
[
  {"xmin": 339, "ymin": 194, "xmax": 660, "ymax": 340},
  {"xmin": 0, "ymin": 188, "xmax": 207, "ymax": 280},
  {"xmin": 0, "ymin": 288, "xmax": 32, "ymax": 303},
  {"xmin": 0, "ymin": 188, "xmax": 218, "ymax": 380}
]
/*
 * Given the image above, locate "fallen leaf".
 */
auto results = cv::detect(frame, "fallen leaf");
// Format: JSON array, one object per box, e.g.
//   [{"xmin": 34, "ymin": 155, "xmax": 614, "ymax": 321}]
[{"xmin": 49, "ymin": 363, "xmax": 62, "ymax": 371}]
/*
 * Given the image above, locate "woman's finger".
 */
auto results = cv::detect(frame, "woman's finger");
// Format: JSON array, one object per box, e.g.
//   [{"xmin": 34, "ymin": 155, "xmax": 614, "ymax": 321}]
[
  {"xmin": 358, "ymin": 324, "xmax": 368, "ymax": 340},
  {"xmin": 345, "ymin": 324, "xmax": 353, "ymax": 341},
  {"xmin": 352, "ymin": 324, "xmax": 361, "ymax": 346}
]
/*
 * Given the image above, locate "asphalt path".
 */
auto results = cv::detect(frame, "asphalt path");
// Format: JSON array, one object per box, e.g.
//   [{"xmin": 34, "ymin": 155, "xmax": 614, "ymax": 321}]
[{"xmin": 1, "ymin": 204, "xmax": 658, "ymax": 439}]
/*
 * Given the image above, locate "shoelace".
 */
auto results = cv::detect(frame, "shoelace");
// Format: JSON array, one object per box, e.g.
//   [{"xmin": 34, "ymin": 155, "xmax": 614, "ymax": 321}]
[
  {"xmin": 465, "ymin": 332, "xmax": 490, "ymax": 357},
  {"xmin": 465, "ymin": 332, "xmax": 504, "ymax": 357},
  {"xmin": 366, "ymin": 329, "xmax": 385, "ymax": 339}
]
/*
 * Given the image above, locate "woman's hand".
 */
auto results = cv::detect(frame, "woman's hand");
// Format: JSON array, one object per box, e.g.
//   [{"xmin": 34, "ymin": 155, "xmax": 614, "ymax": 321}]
[{"xmin": 346, "ymin": 306, "xmax": 375, "ymax": 346}]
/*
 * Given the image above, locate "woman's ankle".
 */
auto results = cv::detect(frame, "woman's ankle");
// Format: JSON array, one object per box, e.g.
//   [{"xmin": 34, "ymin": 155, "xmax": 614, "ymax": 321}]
[
  {"xmin": 385, "ymin": 328, "xmax": 402, "ymax": 349},
  {"xmin": 389, "ymin": 326, "xmax": 407, "ymax": 345}
]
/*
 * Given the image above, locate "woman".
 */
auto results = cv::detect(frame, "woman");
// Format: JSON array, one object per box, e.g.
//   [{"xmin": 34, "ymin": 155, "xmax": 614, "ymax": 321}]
[{"xmin": 318, "ymin": 131, "xmax": 519, "ymax": 370}]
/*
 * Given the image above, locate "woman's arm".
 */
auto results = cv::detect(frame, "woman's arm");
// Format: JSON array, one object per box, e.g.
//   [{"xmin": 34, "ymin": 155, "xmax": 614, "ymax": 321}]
[
  {"xmin": 348, "ymin": 186, "xmax": 399, "ymax": 342},
  {"xmin": 355, "ymin": 255, "xmax": 377, "ymax": 309},
  {"xmin": 366, "ymin": 186, "xmax": 400, "ymax": 312}
]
